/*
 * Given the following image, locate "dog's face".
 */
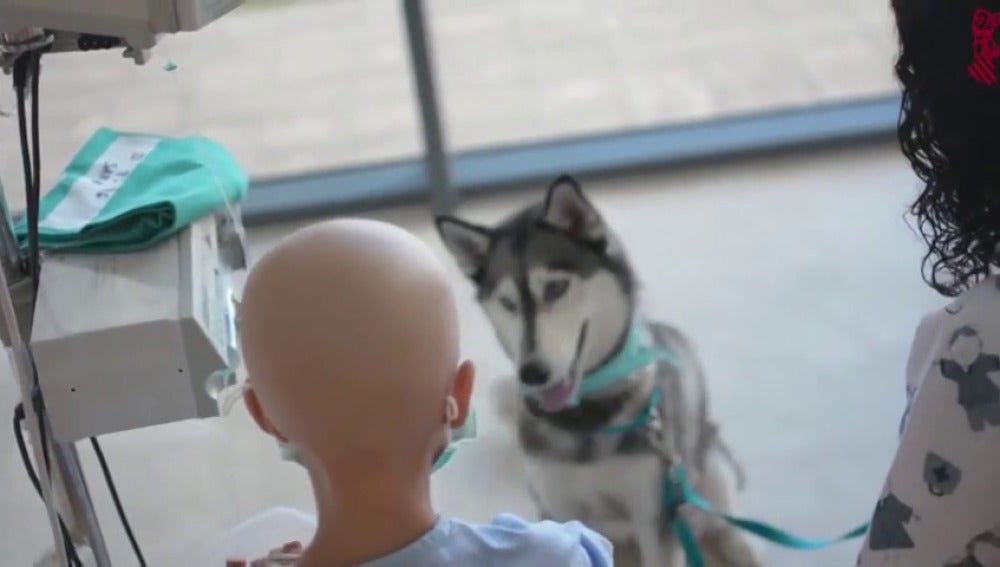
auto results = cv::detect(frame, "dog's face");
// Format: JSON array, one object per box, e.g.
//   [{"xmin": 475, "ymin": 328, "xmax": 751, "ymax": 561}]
[{"xmin": 436, "ymin": 176, "xmax": 634, "ymax": 411}]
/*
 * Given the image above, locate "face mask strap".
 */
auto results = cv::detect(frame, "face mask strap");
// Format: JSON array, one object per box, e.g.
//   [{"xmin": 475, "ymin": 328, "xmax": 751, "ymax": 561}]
[
  {"xmin": 213, "ymin": 376, "xmax": 248, "ymax": 416},
  {"xmin": 278, "ymin": 440, "xmax": 303, "ymax": 465},
  {"xmin": 432, "ymin": 395, "xmax": 478, "ymax": 473},
  {"xmin": 445, "ymin": 395, "xmax": 459, "ymax": 424}
]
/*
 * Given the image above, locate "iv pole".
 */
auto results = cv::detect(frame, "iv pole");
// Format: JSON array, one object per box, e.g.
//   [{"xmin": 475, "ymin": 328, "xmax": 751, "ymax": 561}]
[
  {"xmin": 0, "ymin": 5, "xmax": 246, "ymax": 559},
  {"xmin": 0, "ymin": 35, "xmax": 113, "ymax": 566}
]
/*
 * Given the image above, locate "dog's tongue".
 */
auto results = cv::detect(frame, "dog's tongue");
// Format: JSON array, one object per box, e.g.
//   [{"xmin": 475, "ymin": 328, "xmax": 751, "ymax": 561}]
[{"xmin": 539, "ymin": 378, "xmax": 577, "ymax": 412}]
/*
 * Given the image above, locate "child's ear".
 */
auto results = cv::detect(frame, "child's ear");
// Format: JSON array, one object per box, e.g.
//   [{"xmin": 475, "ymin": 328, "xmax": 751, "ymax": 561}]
[
  {"xmin": 448, "ymin": 360, "xmax": 476, "ymax": 428},
  {"xmin": 243, "ymin": 385, "xmax": 288, "ymax": 442}
]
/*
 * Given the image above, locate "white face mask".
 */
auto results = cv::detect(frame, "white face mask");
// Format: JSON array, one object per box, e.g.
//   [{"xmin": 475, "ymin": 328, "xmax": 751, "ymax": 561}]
[
  {"xmin": 278, "ymin": 440, "xmax": 303, "ymax": 464},
  {"xmin": 276, "ymin": 396, "xmax": 477, "ymax": 472}
]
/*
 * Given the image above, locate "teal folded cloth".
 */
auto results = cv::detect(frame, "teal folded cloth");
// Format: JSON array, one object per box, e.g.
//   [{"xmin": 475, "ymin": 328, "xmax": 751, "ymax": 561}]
[{"xmin": 16, "ymin": 127, "xmax": 248, "ymax": 254}]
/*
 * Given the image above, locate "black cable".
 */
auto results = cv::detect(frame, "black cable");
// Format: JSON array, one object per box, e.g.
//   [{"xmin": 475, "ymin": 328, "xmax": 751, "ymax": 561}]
[
  {"xmin": 11, "ymin": 50, "xmax": 78, "ymax": 567},
  {"xmin": 13, "ymin": 55, "xmax": 33, "ymax": 260},
  {"xmin": 13, "ymin": 406, "xmax": 147, "ymax": 566},
  {"xmin": 13, "ymin": 47, "xmax": 146, "ymax": 567},
  {"xmin": 12, "ymin": 404, "xmax": 39, "ymax": 489},
  {"xmin": 90, "ymin": 438, "xmax": 146, "ymax": 567},
  {"xmin": 13, "ymin": 50, "xmax": 51, "ymax": 477},
  {"xmin": 29, "ymin": 50, "xmax": 42, "ymax": 289},
  {"xmin": 12, "ymin": 52, "xmax": 72, "ymax": 564},
  {"xmin": 14, "ymin": 404, "xmax": 83, "ymax": 567},
  {"xmin": 30, "ymin": 49, "xmax": 146, "ymax": 566},
  {"xmin": 15, "ymin": 50, "xmax": 52, "ymax": 483},
  {"xmin": 24, "ymin": 52, "xmax": 51, "ymax": 483},
  {"xmin": 12, "ymin": 50, "xmax": 41, "ymax": 290}
]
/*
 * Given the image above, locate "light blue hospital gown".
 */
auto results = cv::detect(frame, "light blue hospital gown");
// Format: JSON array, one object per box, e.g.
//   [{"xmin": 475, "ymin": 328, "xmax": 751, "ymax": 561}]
[
  {"xmin": 857, "ymin": 276, "xmax": 1000, "ymax": 566},
  {"xmin": 356, "ymin": 514, "xmax": 613, "ymax": 567}
]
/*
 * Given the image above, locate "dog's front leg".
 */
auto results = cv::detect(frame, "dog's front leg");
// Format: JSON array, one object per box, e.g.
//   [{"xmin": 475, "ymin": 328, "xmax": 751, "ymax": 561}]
[
  {"xmin": 626, "ymin": 459, "xmax": 671, "ymax": 567},
  {"xmin": 632, "ymin": 518, "xmax": 665, "ymax": 567}
]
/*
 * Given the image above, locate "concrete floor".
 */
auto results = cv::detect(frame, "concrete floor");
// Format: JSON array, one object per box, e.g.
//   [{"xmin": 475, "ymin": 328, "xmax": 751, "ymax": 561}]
[{"xmin": 0, "ymin": 141, "xmax": 946, "ymax": 565}]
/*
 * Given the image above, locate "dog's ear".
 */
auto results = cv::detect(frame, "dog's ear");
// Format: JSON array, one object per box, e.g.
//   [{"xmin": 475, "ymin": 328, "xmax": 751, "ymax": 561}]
[
  {"xmin": 541, "ymin": 175, "xmax": 606, "ymax": 244},
  {"xmin": 436, "ymin": 216, "xmax": 493, "ymax": 279}
]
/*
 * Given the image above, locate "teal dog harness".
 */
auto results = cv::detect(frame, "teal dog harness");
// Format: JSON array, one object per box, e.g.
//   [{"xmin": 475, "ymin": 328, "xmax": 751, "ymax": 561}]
[
  {"xmin": 577, "ymin": 324, "xmax": 666, "ymax": 399},
  {"xmin": 587, "ymin": 323, "xmax": 869, "ymax": 567}
]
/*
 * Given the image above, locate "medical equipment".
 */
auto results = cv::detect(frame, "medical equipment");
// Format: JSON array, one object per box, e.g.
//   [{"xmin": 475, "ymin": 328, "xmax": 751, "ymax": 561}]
[
  {"xmin": 0, "ymin": 2, "xmax": 243, "ymax": 566},
  {"xmin": 0, "ymin": 0, "xmax": 242, "ymax": 67},
  {"xmin": 33, "ymin": 213, "xmax": 243, "ymax": 442}
]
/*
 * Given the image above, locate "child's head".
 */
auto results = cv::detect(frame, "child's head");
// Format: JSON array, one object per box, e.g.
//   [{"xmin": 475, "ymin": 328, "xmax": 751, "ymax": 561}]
[
  {"xmin": 892, "ymin": 0, "xmax": 1000, "ymax": 295},
  {"xmin": 238, "ymin": 219, "xmax": 474, "ymax": 482}
]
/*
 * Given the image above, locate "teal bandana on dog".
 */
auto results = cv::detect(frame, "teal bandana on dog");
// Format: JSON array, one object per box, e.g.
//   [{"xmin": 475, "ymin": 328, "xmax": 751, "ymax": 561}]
[
  {"xmin": 576, "ymin": 323, "xmax": 676, "ymax": 402},
  {"xmin": 526, "ymin": 323, "xmax": 678, "ymax": 410}
]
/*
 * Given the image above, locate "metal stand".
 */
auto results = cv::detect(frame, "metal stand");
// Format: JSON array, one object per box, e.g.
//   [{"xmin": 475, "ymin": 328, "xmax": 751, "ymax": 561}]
[
  {"xmin": 402, "ymin": 0, "xmax": 453, "ymax": 215},
  {"xmin": 0, "ymin": 175, "xmax": 111, "ymax": 565},
  {"xmin": 53, "ymin": 442, "xmax": 112, "ymax": 565}
]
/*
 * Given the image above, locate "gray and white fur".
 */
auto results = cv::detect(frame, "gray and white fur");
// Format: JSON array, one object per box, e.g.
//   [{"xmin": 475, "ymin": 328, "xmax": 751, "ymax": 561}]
[{"xmin": 436, "ymin": 175, "xmax": 760, "ymax": 567}]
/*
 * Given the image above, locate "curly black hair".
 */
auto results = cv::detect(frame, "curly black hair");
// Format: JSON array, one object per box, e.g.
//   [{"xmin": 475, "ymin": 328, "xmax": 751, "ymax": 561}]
[{"xmin": 893, "ymin": 0, "xmax": 1000, "ymax": 296}]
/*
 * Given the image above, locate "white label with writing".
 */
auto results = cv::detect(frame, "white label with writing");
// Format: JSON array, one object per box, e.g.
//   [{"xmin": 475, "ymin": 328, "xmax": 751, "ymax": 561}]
[{"xmin": 40, "ymin": 135, "xmax": 161, "ymax": 232}]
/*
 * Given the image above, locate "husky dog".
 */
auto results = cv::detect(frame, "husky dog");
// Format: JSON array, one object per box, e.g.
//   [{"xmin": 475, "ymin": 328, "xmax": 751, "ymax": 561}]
[{"xmin": 436, "ymin": 175, "xmax": 760, "ymax": 567}]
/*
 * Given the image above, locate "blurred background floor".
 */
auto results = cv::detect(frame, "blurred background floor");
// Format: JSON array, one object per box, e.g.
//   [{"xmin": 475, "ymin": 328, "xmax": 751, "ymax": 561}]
[{"xmin": 0, "ymin": 0, "xmax": 896, "ymax": 208}]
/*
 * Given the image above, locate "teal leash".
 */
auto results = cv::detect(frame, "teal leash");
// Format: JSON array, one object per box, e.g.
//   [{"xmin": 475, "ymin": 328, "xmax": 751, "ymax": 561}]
[
  {"xmin": 592, "ymin": 389, "xmax": 708, "ymax": 566},
  {"xmin": 662, "ymin": 466, "xmax": 869, "ymax": 567},
  {"xmin": 590, "ymin": 337, "xmax": 869, "ymax": 567}
]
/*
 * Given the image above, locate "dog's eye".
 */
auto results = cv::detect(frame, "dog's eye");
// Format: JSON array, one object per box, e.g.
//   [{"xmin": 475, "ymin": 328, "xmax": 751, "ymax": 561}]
[
  {"xmin": 499, "ymin": 297, "xmax": 518, "ymax": 313},
  {"xmin": 543, "ymin": 279, "xmax": 570, "ymax": 303}
]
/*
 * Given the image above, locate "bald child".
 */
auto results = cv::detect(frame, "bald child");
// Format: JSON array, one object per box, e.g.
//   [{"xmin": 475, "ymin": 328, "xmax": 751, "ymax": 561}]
[{"xmin": 238, "ymin": 219, "xmax": 613, "ymax": 567}]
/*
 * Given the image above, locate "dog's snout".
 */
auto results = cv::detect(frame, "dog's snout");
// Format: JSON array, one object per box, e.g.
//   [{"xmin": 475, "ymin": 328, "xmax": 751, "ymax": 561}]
[{"xmin": 519, "ymin": 363, "xmax": 549, "ymax": 386}]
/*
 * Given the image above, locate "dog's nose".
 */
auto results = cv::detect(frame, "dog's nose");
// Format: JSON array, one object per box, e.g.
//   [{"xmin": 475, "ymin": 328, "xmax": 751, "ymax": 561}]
[{"xmin": 518, "ymin": 363, "xmax": 549, "ymax": 386}]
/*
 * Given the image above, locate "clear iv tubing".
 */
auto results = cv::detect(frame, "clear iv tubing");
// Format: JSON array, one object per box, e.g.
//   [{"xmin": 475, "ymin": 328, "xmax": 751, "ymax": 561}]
[
  {"xmin": 159, "ymin": 46, "xmax": 248, "ymax": 416},
  {"xmin": 159, "ymin": 49, "xmax": 243, "ymax": 238},
  {"xmin": 0, "ymin": 242, "xmax": 69, "ymax": 566}
]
